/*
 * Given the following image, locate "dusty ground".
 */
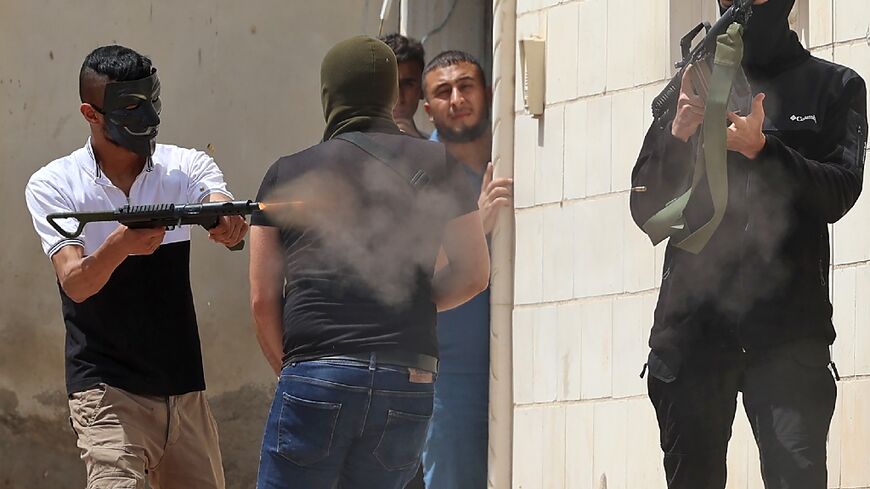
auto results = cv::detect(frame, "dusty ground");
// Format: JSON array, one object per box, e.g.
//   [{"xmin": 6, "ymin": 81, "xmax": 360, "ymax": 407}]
[{"xmin": 0, "ymin": 384, "xmax": 273, "ymax": 489}]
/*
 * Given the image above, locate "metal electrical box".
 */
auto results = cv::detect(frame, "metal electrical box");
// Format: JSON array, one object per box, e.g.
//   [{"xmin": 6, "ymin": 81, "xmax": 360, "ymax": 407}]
[{"xmin": 519, "ymin": 37, "xmax": 545, "ymax": 117}]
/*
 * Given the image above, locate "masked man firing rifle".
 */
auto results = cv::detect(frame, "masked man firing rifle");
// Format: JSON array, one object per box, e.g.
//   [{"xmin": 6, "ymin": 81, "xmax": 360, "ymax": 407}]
[
  {"xmin": 630, "ymin": 1, "xmax": 867, "ymax": 488},
  {"xmin": 24, "ymin": 45, "xmax": 248, "ymax": 489}
]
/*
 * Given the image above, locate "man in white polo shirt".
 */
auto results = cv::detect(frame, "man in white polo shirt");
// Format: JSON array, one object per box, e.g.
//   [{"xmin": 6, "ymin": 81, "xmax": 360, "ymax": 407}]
[{"xmin": 24, "ymin": 45, "xmax": 246, "ymax": 489}]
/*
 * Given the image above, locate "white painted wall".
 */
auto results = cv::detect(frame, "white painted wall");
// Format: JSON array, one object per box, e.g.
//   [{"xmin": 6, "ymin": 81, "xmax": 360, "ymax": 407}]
[{"xmin": 509, "ymin": 0, "xmax": 870, "ymax": 487}]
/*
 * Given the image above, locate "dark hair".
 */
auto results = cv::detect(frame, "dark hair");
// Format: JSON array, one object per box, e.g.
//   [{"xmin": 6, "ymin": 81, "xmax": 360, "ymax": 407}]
[
  {"xmin": 423, "ymin": 50, "xmax": 487, "ymax": 87},
  {"xmin": 79, "ymin": 45, "xmax": 153, "ymax": 101},
  {"xmin": 379, "ymin": 33, "xmax": 425, "ymax": 69}
]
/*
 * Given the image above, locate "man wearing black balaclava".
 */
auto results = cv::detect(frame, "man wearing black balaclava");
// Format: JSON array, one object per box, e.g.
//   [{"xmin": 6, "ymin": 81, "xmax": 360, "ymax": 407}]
[
  {"xmin": 249, "ymin": 36, "xmax": 489, "ymax": 489},
  {"xmin": 24, "ymin": 45, "xmax": 248, "ymax": 489},
  {"xmin": 630, "ymin": 1, "xmax": 867, "ymax": 488}
]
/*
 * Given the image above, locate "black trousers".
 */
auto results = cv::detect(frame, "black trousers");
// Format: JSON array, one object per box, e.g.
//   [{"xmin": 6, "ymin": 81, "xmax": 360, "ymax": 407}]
[{"xmin": 648, "ymin": 340, "xmax": 836, "ymax": 489}]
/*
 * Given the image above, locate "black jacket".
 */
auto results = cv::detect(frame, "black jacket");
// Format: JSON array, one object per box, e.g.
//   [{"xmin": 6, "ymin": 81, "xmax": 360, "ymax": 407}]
[{"xmin": 630, "ymin": 55, "xmax": 867, "ymax": 373}]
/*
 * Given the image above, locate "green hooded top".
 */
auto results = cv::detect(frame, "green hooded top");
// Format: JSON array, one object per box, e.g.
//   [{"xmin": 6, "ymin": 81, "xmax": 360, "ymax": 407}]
[{"xmin": 320, "ymin": 36, "xmax": 402, "ymax": 141}]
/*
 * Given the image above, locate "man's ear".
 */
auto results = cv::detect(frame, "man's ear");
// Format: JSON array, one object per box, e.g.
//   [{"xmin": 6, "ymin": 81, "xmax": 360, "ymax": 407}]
[
  {"xmin": 423, "ymin": 101, "xmax": 433, "ymax": 122},
  {"xmin": 80, "ymin": 103, "xmax": 101, "ymax": 124},
  {"xmin": 486, "ymin": 86, "xmax": 493, "ymax": 106}
]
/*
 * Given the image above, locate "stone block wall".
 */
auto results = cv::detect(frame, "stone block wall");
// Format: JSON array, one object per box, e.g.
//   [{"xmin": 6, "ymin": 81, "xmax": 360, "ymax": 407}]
[{"xmin": 510, "ymin": 0, "xmax": 870, "ymax": 487}]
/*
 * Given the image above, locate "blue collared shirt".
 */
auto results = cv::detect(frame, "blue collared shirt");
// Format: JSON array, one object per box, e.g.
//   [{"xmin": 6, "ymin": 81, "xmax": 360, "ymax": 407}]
[{"xmin": 431, "ymin": 130, "xmax": 491, "ymax": 374}]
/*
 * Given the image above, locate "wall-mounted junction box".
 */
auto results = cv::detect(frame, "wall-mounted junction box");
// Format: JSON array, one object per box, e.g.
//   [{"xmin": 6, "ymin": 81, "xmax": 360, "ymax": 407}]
[{"xmin": 519, "ymin": 37, "xmax": 545, "ymax": 117}]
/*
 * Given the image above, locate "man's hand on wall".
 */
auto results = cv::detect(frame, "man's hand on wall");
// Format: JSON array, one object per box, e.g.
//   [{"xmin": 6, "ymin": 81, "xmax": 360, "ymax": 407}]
[
  {"xmin": 671, "ymin": 66, "xmax": 706, "ymax": 143},
  {"xmin": 726, "ymin": 93, "xmax": 767, "ymax": 160},
  {"xmin": 478, "ymin": 162, "xmax": 513, "ymax": 235}
]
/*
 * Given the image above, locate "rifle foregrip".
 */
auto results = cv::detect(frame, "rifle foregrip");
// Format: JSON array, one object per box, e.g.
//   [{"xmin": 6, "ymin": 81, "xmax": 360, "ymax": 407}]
[{"xmin": 651, "ymin": 78, "xmax": 681, "ymax": 123}]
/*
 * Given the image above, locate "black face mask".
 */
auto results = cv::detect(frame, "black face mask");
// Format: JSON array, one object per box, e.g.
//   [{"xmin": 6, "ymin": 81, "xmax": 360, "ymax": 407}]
[
  {"xmin": 719, "ymin": 0, "xmax": 806, "ymax": 73},
  {"xmin": 95, "ymin": 70, "xmax": 161, "ymax": 158}
]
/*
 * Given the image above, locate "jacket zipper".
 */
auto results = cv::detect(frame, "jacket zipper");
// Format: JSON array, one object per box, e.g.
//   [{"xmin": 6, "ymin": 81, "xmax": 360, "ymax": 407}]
[
  {"xmin": 859, "ymin": 124, "xmax": 866, "ymax": 167},
  {"xmin": 819, "ymin": 233, "xmax": 826, "ymax": 286},
  {"xmin": 735, "ymin": 169, "xmax": 752, "ymax": 348}
]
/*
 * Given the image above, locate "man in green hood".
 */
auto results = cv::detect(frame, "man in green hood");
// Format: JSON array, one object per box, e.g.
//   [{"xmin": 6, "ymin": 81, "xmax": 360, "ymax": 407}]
[{"xmin": 249, "ymin": 36, "xmax": 489, "ymax": 489}]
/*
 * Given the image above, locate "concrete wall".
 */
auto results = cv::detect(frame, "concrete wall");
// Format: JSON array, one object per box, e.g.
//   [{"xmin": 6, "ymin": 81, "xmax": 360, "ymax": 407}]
[
  {"xmin": 402, "ymin": 0, "xmax": 493, "ymax": 72},
  {"xmin": 509, "ymin": 0, "xmax": 870, "ymax": 488},
  {"xmin": 400, "ymin": 0, "xmax": 493, "ymax": 135},
  {"xmin": 0, "ymin": 1, "xmax": 398, "ymax": 487}
]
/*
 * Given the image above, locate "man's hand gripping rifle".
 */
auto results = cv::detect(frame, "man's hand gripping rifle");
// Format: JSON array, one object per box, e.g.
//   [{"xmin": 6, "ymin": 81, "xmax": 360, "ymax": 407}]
[
  {"xmin": 650, "ymin": 0, "xmax": 754, "ymax": 124},
  {"xmin": 46, "ymin": 200, "xmax": 263, "ymax": 251}
]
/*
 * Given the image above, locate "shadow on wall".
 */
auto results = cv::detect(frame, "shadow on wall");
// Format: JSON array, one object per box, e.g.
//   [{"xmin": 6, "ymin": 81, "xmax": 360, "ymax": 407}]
[
  {"xmin": 0, "ymin": 388, "xmax": 81, "ymax": 488},
  {"xmin": 0, "ymin": 384, "xmax": 273, "ymax": 489}
]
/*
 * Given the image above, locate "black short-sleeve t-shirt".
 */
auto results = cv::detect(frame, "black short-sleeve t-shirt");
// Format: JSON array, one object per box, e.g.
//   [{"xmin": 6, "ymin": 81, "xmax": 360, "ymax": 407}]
[{"xmin": 251, "ymin": 132, "xmax": 478, "ymax": 363}]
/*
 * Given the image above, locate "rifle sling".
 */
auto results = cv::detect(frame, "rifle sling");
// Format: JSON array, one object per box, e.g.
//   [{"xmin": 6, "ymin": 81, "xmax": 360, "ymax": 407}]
[
  {"xmin": 334, "ymin": 132, "xmax": 431, "ymax": 191},
  {"xmin": 641, "ymin": 22, "xmax": 745, "ymax": 255}
]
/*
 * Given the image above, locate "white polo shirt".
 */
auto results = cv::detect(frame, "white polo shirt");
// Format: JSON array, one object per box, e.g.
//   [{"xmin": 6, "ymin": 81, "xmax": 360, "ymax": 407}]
[{"xmin": 25, "ymin": 139, "xmax": 232, "ymax": 258}]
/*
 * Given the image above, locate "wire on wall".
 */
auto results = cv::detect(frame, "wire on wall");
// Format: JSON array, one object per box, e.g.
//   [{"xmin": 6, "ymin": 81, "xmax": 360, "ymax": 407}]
[{"xmin": 378, "ymin": 0, "xmax": 394, "ymax": 36}]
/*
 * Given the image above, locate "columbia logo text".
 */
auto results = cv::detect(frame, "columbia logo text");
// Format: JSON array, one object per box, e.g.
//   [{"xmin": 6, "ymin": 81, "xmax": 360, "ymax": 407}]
[{"xmin": 790, "ymin": 114, "xmax": 818, "ymax": 123}]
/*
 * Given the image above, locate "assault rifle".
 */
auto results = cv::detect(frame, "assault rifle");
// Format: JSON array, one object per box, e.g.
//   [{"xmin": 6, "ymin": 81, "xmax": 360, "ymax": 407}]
[
  {"xmin": 650, "ymin": 0, "xmax": 754, "ymax": 124},
  {"xmin": 46, "ymin": 200, "xmax": 262, "ymax": 251}
]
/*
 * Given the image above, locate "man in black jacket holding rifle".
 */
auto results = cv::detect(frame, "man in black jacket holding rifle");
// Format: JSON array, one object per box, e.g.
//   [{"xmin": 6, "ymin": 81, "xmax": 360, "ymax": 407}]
[{"xmin": 630, "ymin": 1, "xmax": 867, "ymax": 488}]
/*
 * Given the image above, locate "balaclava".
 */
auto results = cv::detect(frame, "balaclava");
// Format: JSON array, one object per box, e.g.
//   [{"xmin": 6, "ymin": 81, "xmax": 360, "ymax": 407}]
[
  {"xmin": 720, "ymin": 0, "xmax": 808, "ymax": 76},
  {"xmin": 320, "ymin": 36, "xmax": 401, "ymax": 141}
]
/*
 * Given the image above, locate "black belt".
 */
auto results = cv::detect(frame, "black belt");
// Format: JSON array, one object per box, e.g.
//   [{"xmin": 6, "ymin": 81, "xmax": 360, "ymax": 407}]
[{"xmin": 314, "ymin": 351, "xmax": 439, "ymax": 374}]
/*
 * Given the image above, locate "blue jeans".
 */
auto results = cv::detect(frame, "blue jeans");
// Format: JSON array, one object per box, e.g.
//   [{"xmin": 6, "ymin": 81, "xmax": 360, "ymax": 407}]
[
  {"xmin": 422, "ymin": 372, "xmax": 489, "ymax": 489},
  {"xmin": 257, "ymin": 357, "xmax": 435, "ymax": 489}
]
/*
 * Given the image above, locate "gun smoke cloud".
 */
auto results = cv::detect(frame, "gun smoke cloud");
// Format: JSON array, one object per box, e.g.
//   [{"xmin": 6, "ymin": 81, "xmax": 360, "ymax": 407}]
[{"xmin": 261, "ymin": 160, "xmax": 466, "ymax": 306}]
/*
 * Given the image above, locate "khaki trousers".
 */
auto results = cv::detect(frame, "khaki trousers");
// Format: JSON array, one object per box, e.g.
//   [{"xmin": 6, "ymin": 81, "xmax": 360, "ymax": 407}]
[{"xmin": 68, "ymin": 384, "xmax": 225, "ymax": 489}]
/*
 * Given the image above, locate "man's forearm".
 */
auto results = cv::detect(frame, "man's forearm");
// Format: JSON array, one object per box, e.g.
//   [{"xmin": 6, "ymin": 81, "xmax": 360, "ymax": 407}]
[
  {"xmin": 434, "ymin": 211, "xmax": 490, "ymax": 311},
  {"xmin": 54, "ymin": 232, "xmax": 129, "ymax": 303},
  {"xmin": 763, "ymin": 135, "xmax": 863, "ymax": 222},
  {"xmin": 204, "ymin": 192, "xmax": 231, "ymax": 203},
  {"xmin": 251, "ymin": 299, "xmax": 285, "ymax": 375},
  {"xmin": 431, "ymin": 263, "xmax": 488, "ymax": 312},
  {"xmin": 249, "ymin": 225, "xmax": 286, "ymax": 375}
]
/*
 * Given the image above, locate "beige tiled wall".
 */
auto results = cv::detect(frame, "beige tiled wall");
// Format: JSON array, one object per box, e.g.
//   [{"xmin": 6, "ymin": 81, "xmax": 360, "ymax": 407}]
[{"xmin": 510, "ymin": 0, "xmax": 870, "ymax": 487}]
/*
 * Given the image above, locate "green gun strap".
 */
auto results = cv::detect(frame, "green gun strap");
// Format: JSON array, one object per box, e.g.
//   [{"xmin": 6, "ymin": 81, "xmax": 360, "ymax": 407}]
[
  {"xmin": 675, "ymin": 23, "xmax": 744, "ymax": 254},
  {"xmin": 640, "ymin": 142, "xmax": 705, "ymax": 244},
  {"xmin": 640, "ymin": 23, "xmax": 744, "ymax": 254}
]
